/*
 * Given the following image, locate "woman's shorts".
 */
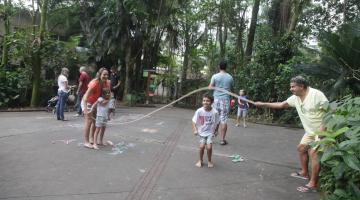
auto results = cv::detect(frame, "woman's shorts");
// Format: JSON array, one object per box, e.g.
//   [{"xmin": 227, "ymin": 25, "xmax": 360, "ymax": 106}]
[
  {"xmin": 95, "ymin": 116, "xmax": 107, "ymax": 127},
  {"xmin": 81, "ymin": 101, "xmax": 93, "ymax": 112}
]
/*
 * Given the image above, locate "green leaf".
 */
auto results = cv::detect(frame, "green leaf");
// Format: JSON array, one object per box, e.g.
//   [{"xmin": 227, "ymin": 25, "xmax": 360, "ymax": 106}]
[
  {"xmin": 316, "ymin": 138, "xmax": 337, "ymax": 145},
  {"xmin": 345, "ymin": 127, "xmax": 360, "ymax": 139},
  {"xmin": 350, "ymin": 182, "xmax": 360, "ymax": 198},
  {"xmin": 332, "ymin": 163, "xmax": 345, "ymax": 180},
  {"xmin": 334, "ymin": 189, "xmax": 348, "ymax": 197},
  {"xmin": 334, "ymin": 127, "xmax": 350, "ymax": 137},
  {"xmin": 339, "ymin": 139, "xmax": 360, "ymax": 149},
  {"xmin": 317, "ymin": 127, "xmax": 349, "ymax": 138},
  {"xmin": 343, "ymin": 154, "xmax": 360, "ymax": 171},
  {"xmin": 321, "ymin": 147, "xmax": 336, "ymax": 162}
]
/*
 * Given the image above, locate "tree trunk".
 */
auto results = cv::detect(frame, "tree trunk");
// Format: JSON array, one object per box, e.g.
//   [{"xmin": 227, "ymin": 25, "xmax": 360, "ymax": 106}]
[
  {"xmin": 1, "ymin": 0, "xmax": 11, "ymax": 72},
  {"xmin": 235, "ymin": 8, "xmax": 247, "ymax": 67},
  {"xmin": 30, "ymin": 0, "xmax": 49, "ymax": 107},
  {"xmin": 218, "ymin": 1, "xmax": 226, "ymax": 59},
  {"xmin": 288, "ymin": 0, "xmax": 310, "ymax": 34},
  {"xmin": 179, "ymin": 40, "xmax": 190, "ymax": 96},
  {"xmin": 245, "ymin": 0, "xmax": 260, "ymax": 60},
  {"xmin": 124, "ymin": 47, "xmax": 132, "ymax": 96},
  {"xmin": 269, "ymin": 0, "xmax": 291, "ymax": 37}
]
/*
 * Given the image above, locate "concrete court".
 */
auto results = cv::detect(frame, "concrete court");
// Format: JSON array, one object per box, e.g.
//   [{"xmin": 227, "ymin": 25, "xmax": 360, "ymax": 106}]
[{"xmin": 0, "ymin": 106, "xmax": 319, "ymax": 200}]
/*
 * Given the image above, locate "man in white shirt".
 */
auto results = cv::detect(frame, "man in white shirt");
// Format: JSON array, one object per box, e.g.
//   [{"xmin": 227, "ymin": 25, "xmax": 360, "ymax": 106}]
[
  {"xmin": 255, "ymin": 76, "xmax": 328, "ymax": 193},
  {"xmin": 56, "ymin": 68, "xmax": 70, "ymax": 121}
]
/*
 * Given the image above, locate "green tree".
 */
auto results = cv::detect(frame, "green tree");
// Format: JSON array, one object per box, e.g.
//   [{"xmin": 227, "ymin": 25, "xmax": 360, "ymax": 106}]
[
  {"xmin": 0, "ymin": 0, "xmax": 12, "ymax": 73},
  {"xmin": 30, "ymin": 0, "xmax": 49, "ymax": 107},
  {"xmin": 297, "ymin": 22, "xmax": 360, "ymax": 99}
]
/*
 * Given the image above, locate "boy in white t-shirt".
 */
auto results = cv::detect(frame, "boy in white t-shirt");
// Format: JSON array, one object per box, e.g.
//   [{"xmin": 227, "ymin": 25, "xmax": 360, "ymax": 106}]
[
  {"xmin": 192, "ymin": 93, "xmax": 220, "ymax": 168},
  {"xmin": 93, "ymin": 88, "xmax": 111, "ymax": 150}
]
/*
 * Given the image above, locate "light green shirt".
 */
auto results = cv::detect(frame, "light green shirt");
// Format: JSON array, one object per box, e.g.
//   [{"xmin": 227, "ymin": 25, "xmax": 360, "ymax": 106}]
[{"xmin": 286, "ymin": 87, "xmax": 328, "ymax": 134}]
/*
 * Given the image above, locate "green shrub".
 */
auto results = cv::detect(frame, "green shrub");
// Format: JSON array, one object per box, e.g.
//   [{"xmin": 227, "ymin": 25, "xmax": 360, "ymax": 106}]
[
  {"xmin": 313, "ymin": 96, "xmax": 360, "ymax": 200},
  {"xmin": 0, "ymin": 68, "xmax": 31, "ymax": 108},
  {"xmin": 124, "ymin": 92, "xmax": 146, "ymax": 106}
]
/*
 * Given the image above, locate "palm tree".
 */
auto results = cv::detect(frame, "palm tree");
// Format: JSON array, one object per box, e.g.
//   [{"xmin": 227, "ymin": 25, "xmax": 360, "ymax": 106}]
[{"xmin": 298, "ymin": 22, "xmax": 360, "ymax": 99}]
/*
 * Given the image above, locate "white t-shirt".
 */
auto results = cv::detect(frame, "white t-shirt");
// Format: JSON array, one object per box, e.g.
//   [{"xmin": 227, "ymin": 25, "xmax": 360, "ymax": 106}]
[
  {"xmin": 57, "ymin": 74, "xmax": 69, "ymax": 93},
  {"xmin": 286, "ymin": 87, "xmax": 328, "ymax": 134},
  {"xmin": 96, "ymin": 97, "xmax": 109, "ymax": 117},
  {"xmin": 192, "ymin": 107, "xmax": 220, "ymax": 137}
]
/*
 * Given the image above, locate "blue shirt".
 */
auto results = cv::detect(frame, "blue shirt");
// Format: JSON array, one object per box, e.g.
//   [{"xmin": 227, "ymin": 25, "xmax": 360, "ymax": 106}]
[{"xmin": 210, "ymin": 72, "xmax": 234, "ymax": 99}]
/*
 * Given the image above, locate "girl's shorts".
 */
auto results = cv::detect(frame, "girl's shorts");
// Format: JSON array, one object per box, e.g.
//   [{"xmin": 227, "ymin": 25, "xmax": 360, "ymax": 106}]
[{"xmin": 237, "ymin": 108, "xmax": 248, "ymax": 117}]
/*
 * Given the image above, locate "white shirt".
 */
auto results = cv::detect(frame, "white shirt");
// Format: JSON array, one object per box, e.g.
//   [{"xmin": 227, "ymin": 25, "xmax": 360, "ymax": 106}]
[
  {"xmin": 192, "ymin": 107, "xmax": 219, "ymax": 137},
  {"xmin": 57, "ymin": 74, "xmax": 69, "ymax": 93},
  {"xmin": 96, "ymin": 97, "xmax": 109, "ymax": 117}
]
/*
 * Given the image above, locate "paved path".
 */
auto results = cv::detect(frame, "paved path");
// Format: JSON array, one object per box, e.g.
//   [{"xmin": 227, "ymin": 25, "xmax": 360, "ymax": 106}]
[{"xmin": 0, "ymin": 106, "xmax": 319, "ymax": 200}]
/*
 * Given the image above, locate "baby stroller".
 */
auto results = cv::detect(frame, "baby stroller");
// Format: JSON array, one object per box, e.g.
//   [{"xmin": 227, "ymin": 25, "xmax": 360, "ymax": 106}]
[
  {"xmin": 46, "ymin": 86, "xmax": 76, "ymax": 113},
  {"xmin": 46, "ymin": 96, "xmax": 58, "ymax": 113}
]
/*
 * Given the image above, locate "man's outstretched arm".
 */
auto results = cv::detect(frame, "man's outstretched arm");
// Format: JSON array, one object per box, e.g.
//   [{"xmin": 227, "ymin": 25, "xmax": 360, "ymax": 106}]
[{"xmin": 254, "ymin": 101, "xmax": 289, "ymax": 109}]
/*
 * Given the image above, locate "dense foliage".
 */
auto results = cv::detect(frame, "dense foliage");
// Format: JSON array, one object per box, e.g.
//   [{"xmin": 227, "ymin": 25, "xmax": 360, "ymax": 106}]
[{"xmin": 314, "ymin": 96, "xmax": 360, "ymax": 200}]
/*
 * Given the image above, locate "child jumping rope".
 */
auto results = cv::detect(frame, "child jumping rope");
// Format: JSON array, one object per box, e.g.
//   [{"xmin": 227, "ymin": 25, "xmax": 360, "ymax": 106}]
[
  {"xmin": 236, "ymin": 89, "xmax": 249, "ymax": 128},
  {"xmin": 192, "ymin": 93, "xmax": 220, "ymax": 168}
]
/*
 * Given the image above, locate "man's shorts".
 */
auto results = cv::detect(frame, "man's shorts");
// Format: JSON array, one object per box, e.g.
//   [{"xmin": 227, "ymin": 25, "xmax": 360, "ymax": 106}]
[
  {"xmin": 300, "ymin": 133, "xmax": 320, "ymax": 145},
  {"xmin": 95, "ymin": 116, "xmax": 107, "ymax": 128},
  {"xmin": 237, "ymin": 108, "xmax": 248, "ymax": 117},
  {"xmin": 213, "ymin": 98, "xmax": 230, "ymax": 124},
  {"xmin": 199, "ymin": 135, "xmax": 213, "ymax": 145}
]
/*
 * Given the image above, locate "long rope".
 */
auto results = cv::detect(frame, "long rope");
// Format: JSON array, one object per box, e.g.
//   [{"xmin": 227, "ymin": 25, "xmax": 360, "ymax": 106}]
[{"xmin": 109, "ymin": 87, "xmax": 255, "ymax": 125}]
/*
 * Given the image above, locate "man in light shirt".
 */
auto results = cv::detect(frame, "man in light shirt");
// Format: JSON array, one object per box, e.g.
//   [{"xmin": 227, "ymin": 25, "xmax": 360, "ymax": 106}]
[
  {"xmin": 56, "ymin": 68, "xmax": 70, "ymax": 121},
  {"xmin": 208, "ymin": 61, "xmax": 234, "ymax": 145},
  {"xmin": 255, "ymin": 76, "xmax": 328, "ymax": 193}
]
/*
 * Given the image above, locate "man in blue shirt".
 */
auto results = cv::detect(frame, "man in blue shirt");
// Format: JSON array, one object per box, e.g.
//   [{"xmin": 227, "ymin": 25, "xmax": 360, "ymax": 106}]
[{"xmin": 209, "ymin": 61, "xmax": 234, "ymax": 145}]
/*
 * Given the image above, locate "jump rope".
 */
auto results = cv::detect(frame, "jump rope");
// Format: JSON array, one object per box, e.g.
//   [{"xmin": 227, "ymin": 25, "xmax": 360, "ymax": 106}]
[{"xmin": 88, "ymin": 87, "xmax": 255, "ymax": 125}]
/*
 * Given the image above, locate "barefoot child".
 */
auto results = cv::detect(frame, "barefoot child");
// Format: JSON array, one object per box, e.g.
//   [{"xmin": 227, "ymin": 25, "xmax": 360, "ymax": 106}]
[
  {"xmin": 236, "ymin": 89, "xmax": 249, "ymax": 128},
  {"xmin": 93, "ymin": 88, "xmax": 111, "ymax": 150},
  {"xmin": 192, "ymin": 93, "xmax": 220, "ymax": 168}
]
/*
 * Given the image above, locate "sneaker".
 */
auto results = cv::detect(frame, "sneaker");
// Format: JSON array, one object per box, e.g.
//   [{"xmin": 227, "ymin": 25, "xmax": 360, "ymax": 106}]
[
  {"xmin": 73, "ymin": 114, "xmax": 80, "ymax": 117},
  {"xmin": 243, "ymin": 124, "xmax": 247, "ymax": 128},
  {"xmin": 235, "ymin": 124, "xmax": 239, "ymax": 127}
]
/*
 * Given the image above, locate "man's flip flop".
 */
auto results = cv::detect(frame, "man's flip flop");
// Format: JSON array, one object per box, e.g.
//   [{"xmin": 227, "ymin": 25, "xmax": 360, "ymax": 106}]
[
  {"xmin": 297, "ymin": 185, "xmax": 317, "ymax": 193},
  {"xmin": 290, "ymin": 172, "xmax": 309, "ymax": 180},
  {"xmin": 220, "ymin": 140, "xmax": 228, "ymax": 145}
]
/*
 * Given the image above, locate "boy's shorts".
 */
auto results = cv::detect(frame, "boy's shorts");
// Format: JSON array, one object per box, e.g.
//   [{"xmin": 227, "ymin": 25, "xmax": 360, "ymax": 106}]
[
  {"xmin": 237, "ymin": 108, "xmax": 248, "ymax": 117},
  {"xmin": 213, "ymin": 98, "xmax": 230, "ymax": 124},
  {"xmin": 199, "ymin": 135, "xmax": 213, "ymax": 145},
  {"xmin": 95, "ymin": 116, "xmax": 107, "ymax": 127}
]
